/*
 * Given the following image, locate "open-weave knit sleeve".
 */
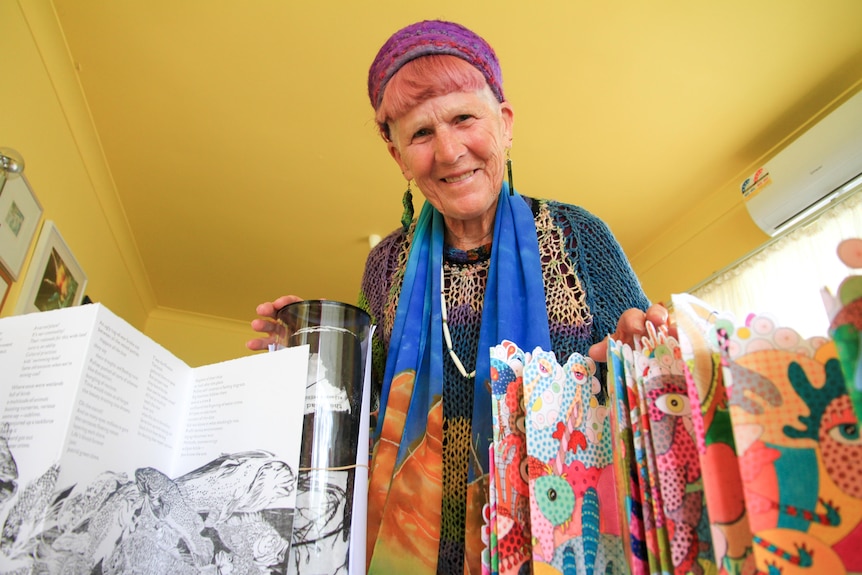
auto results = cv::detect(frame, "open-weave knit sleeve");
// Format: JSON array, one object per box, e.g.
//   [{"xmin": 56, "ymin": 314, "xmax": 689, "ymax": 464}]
[
  {"xmin": 549, "ymin": 200, "xmax": 651, "ymax": 344},
  {"xmin": 357, "ymin": 227, "xmax": 408, "ymax": 412}
]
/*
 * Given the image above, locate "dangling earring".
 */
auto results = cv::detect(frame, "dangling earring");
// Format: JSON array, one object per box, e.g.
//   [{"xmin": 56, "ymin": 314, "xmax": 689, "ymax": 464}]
[
  {"xmin": 506, "ymin": 148, "xmax": 514, "ymax": 196},
  {"xmin": 401, "ymin": 180, "xmax": 414, "ymax": 232}
]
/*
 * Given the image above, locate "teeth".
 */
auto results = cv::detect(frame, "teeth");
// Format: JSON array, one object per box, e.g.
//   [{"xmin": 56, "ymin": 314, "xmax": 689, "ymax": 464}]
[{"xmin": 444, "ymin": 171, "xmax": 473, "ymax": 183}]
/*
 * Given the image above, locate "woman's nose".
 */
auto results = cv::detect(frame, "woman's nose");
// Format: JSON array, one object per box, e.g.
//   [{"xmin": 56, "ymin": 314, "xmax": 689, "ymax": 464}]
[{"xmin": 434, "ymin": 129, "xmax": 464, "ymax": 163}]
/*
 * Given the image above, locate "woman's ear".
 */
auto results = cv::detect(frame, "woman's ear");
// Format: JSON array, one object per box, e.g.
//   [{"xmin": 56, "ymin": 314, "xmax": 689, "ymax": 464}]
[
  {"xmin": 500, "ymin": 101, "xmax": 514, "ymax": 145},
  {"xmin": 387, "ymin": 140, "xmax": 412, "ymax": 181}
]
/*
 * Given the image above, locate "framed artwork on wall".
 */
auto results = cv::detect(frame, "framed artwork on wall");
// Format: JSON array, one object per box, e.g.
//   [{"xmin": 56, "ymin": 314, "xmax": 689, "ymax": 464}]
[
  {"xmin": 0, "ymin": 175, "xmax": 43, "ymax": 280},
  {"xmin": 0, "ymin": 266, "xmax": 10, "ymax": 313},
  {"xmin": 14, "ymin": 220, "xmax": 88, "ymax": 315}
]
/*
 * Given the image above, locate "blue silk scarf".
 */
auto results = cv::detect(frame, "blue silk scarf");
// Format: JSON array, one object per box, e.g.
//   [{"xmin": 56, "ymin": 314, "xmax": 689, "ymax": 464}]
[{"xmin": 366, "ymin": 185, "xmax": 551, "ymax": 573}]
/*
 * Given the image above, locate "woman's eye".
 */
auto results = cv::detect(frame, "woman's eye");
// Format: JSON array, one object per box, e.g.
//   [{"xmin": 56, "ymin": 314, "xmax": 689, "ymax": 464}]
[
  {"xmin": 455, "ymin": 114, "xmax": 473, "ymax": 123},
  {"xmin": 412, "ymin": 128, "xmax": 431, "ymax": 139}
]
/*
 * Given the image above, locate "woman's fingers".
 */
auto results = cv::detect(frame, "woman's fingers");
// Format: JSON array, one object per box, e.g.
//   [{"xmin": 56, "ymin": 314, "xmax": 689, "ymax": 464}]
[
  {"xmin": 247, "ymin": 295, "xmax": 304, "ymax": 350},
  {"xmin": 616, "ymin": 308, "xmax": 649, "ymax": 342},
  {"xmin": 246, "ymin": 336, "xmax": 276, "ymax": 351},
  {"xmin": 255, "ymin": 295, "xmax": 303, "ymax": 319},
  {"xmin": 645, "ymin": 303, "xmax": 669, "ymax": 328},
  {"xmin": 588, "ymin": 304, "xmax": 674, "ymax": 363},
  {"xmin": 588, "ymin": 337, "xmax": 610, "ymax": 363},
  {"xmin": 246, "ymin": 322, "xmax": 287, "ymax": 350}
]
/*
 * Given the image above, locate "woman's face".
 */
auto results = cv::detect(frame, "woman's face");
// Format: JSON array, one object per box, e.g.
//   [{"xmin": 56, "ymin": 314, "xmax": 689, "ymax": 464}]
[{"xmin": 387, "ymin": 87, "xmax": 514, "ymax": 227}]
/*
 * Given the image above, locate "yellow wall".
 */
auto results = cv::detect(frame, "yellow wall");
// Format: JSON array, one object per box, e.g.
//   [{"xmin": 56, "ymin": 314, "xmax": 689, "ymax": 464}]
[
  {"xmin": 145, "ymin": 308, "xmax": 254, "ymax": 368},
  {"xmin": 631, "ymin": 179, "xmax": 770, "ymax": 306},
  {"xmin": 0, "ymin": 1, "xmax": 151, "ymax": 327},
  {"xmin": 0, "ymin": 1, "xmax": 255, "ymax": 367}
]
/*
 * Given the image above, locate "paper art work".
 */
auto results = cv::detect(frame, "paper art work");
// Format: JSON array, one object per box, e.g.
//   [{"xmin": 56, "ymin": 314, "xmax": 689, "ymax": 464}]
[
  {"xmin": 482, "ymin": 235, "xmax": 862, "ymax": 575},
  {"xmin": 486, "ymin": 340, "xmax": 627, "ymax": 575},
  {"xmin": 671, "ymin": 291, "xmax": 862, "ymax": 574},
  {"xmin": 608, "ymin": 322, "xmax": 717, "ymax": 575}
]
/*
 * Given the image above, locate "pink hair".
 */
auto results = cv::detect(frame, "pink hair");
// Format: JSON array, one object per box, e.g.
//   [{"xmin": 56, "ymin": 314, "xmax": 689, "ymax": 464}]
[{"xmin": 375, "ymin": 55, "xmax": 490, "ymax": 140}]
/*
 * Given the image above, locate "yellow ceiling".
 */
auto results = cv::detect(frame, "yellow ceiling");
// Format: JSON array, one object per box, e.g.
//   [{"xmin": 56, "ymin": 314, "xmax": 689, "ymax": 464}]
[{"xmin": 50, "ymin": 1, "xmax": 862, "ymax": 322}]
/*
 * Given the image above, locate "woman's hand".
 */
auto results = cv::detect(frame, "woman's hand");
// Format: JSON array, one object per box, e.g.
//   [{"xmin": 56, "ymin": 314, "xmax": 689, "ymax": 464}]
[
  {"xmin": 588, "ymin": 303, "xmax": 676, "ymax": 362},
  {"xmin": 246, "ymin": 295, "xmax": 304, "ymax": 351}
]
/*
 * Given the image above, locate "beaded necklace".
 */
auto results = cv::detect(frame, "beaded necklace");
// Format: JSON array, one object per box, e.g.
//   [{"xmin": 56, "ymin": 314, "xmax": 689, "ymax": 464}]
[{"xmin": 440, "ymin": 263, "xmax": 476, "ymax": 379}]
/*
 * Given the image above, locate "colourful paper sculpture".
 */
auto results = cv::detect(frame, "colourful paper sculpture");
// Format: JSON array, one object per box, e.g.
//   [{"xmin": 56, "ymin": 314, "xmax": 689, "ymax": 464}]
[
  {"xmin": 671, "ymin": 288, "xmax": 862, "ymax": 574},
  {"xmin": 482, "ymin": 230, "xmax": 862, "ymax": 574},
  {"xmin": 609, "ymin": 322, "xmax": 717, "ymax": 575},
  {"xmin": 487, "ymin": 341, "xmax": 628, "ymax": 574},
  {"xmin": 719, "ymin": 311, "xmax": 861, "ymax": 572},
  {"xmin": 673, "ymin": 293, "xmax": 757, "ymax": 575}
]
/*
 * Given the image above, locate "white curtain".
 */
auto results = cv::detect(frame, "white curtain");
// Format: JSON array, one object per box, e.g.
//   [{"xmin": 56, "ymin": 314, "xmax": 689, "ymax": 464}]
[{"xmin": 690, "ymin": 186, "xmax": 862, "ymax": 338}]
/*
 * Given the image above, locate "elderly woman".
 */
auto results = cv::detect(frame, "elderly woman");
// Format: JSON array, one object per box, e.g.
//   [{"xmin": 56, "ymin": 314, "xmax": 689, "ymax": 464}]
[{"xmin": 250, "ymin": 19, "xmax": 668, "ymax": 575}]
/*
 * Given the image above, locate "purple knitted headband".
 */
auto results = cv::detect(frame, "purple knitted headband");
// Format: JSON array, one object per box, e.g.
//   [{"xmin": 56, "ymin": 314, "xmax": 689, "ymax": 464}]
[{"xmin": 368, "ymin": 19, "xmax": 504, "ymax": 111}]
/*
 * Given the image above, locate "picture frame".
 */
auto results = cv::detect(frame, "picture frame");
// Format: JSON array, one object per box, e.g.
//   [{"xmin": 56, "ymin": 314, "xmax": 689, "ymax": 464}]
[
  {"xmin": 14, "ymin": 220, "xmax": 88, "ymax": 315},
  {"xmin": 0, "ymin": 174, "xmax": 44, "ymax": 280},
  {"xmin": 0, "ymin": 266, "xmax": 10, "ymax": 313}
]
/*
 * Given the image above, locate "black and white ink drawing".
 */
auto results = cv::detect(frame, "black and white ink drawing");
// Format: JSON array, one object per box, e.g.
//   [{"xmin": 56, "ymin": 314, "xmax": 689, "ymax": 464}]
[
  {"xmin": 0, "ymin": 447, "xmax": 297, "ymax": 575},
  {"xmin": 288, "ymin": 470, "xmax": 352, "ymax": 575},
  {"xmin": 0, "ymin": 426, "xmax": 17, "ymax": 511}
]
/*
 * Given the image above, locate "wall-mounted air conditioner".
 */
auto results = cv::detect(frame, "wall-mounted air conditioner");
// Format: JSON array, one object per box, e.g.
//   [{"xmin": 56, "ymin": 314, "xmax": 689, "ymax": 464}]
[{"xmin": 740, "ymin": 89, "xmax": 862, "ymax": 237}]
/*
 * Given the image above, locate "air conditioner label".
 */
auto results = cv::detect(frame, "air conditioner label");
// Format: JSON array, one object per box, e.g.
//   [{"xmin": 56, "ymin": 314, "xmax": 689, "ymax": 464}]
[{"xmin": 740, "ymin": 167, "xmax": 772, "ymax": 200}]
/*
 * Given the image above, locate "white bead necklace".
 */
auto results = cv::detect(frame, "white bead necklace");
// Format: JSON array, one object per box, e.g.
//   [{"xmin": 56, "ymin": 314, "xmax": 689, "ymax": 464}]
[{"xmin": 441, "ymin": 263, "xmax": 476, "ymax": 379}]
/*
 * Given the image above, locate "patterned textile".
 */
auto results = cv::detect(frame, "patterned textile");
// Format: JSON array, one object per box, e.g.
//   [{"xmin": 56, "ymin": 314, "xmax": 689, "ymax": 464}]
[{"xmin": 358, "ymin": 195, "xmax": 649, "ymax": 573}]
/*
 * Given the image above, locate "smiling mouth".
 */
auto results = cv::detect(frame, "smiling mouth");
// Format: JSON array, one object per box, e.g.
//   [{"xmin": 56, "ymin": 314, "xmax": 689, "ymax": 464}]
[{"xmin": 443, "ymin": 171, "xmax": 475, "ymax": 184}]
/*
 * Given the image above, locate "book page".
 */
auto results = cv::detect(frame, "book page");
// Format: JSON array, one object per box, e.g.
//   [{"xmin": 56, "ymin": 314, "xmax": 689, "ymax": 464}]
[
  {"xmin": 58, "ymin": 304, "xmax": 192, "ymax": 488},
  {"xmin": 175, "ymin": 346, "xmax": 309, "ymax": 475},
  {"xmin": 0, "ymin": 305, "xmax": 98, "ymax": 487},
  {"xmin": 0, "ymin": 305, "xmax": 309, "ymax": 574},
  {"xmin": 163, "ymin": 347, "xmax": 309, "ymax": 574}
]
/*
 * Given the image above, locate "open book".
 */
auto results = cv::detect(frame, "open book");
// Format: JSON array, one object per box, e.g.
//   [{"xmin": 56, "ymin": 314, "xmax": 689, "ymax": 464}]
[{"xmin": 0, "ymin": 303, "xmax": 311, "ymax": 574}]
